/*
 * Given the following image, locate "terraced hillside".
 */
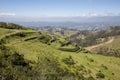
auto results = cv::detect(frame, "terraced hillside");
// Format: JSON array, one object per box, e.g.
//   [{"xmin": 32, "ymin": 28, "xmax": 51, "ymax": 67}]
[
  {"xmin": 0, "ymin": 28, "xmax": 15, "ymax": 37},
  {"xmin": 0, "ymin": 24, "xmax": 120, "ymax": 80}
]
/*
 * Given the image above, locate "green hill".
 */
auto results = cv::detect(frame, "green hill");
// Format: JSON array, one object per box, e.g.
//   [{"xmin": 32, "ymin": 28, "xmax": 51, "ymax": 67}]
[
  {"xmin": 87, "ymin": 36, "xmax": 120, "ymax": 57},
  {"xmin": 0, "ymin": 23, "xmax": 120, "ymax": 80}
]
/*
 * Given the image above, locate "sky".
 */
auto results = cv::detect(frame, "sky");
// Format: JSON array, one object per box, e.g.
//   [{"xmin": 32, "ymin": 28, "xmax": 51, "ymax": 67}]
[{"xmin": 0, "ymin": 0, "xmax": 120, "ymax": 21}]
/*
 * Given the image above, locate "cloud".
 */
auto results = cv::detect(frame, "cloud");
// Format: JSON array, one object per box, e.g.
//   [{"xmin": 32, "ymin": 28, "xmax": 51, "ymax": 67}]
[
  {"xmin": 0, "ymin": 13, "xmax": 16, "ymax": 17},
  {"xmin": 80, "ymin": 13, "xmax": 120, "ymax": 17}
]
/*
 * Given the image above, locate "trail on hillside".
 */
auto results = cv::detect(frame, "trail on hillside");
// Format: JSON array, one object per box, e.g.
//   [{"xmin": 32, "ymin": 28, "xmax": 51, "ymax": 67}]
[
  {"xmin": 85, "ymin": 37, "xmax": 114, "ymax": 51},
  {"xmin": 0, "ymin": 30, "xmax": 22, "ymax": 39}
]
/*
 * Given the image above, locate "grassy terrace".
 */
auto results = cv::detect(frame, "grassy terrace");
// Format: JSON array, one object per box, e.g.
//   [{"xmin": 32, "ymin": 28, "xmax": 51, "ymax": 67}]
[
  {"xmin": 0, "ymin": 28, "xmax": 14, "ymax": 37},
  {"xmin": 8, "ymin": 38, "xmax": 120, "ymax": 80},
  {"xmin": 0, "ymin": 27, "xmax": 120, "ymax": 80}
]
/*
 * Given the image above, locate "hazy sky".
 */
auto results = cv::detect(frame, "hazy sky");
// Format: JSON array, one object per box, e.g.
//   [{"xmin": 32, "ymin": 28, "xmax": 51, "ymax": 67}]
[{"xmin": 0, "ymin": 0, "xmax": 120, "ymax": 22}]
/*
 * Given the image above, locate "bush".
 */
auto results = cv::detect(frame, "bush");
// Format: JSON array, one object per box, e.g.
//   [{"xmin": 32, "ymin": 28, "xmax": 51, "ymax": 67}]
[
  {"xmin": 0, "ymin": 38, "xmax": 7, "ymax": 44},
  {"xmin": 87, "ymin": 76, "xmax": 95, "ymax": 80},
  {"xmin": 101, "ymin": 64, "xmax": 108, "ymax": 70},
  {"xmin": 38, "ymin": 34, "xmax": 52, "ymax": 44},
  {"xmin": 95, "ymin": 47, "xmax": 120, "ymax": 57},
  {"xmin": 96, "ymin": 72, "xmax": 105, "ymax": 78},
  {"xmin": 11, "ymin": 52, "xmax": 29, "ymax": 66},
  {"xmin": 62, "ymin": 56, "xmax": 76, "ymax": 65},
  {"xmin": 0, "ymin": 22, "xmax": 7, "ymax": 28},
  {"xmin": 15, "ymin": 32, "xmax": 26, "ymax": 37},
  {"xmin": 0, "ymin": 45, "xmax": 37, "ymax": 80},
  {"xmin": 24, "ymin": 36, "xmax": 37, "ymax": 41},
  {"xmin": 59, "ymin": 46, "xmax": 80, "ymax": 52},
  {"xmin": 88, "ymin": 58, "xmax": 94, "ymax": 62},
  {"xmin": 0, "ymin": 22, "xmax": 27, "ymax": 30}
]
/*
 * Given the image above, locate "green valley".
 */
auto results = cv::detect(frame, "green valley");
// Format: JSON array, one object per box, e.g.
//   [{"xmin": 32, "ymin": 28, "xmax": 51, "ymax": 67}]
[{"xmin": 0, "ymin": 22, "xmax": 120, "ymax": 80}]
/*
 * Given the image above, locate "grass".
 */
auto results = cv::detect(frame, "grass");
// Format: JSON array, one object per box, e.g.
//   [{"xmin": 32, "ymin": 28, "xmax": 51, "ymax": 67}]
[
  {"xmin": 8, "ymin": 38, "xmax": 120, "ymax": 80},
  {"xmin": 1, "ymin": 29, "xmax": 120, "ymax": 80},
  {"xmin": 0, "ymin": 28, "xmax": 14, "ymax": 37},
  {"xmin": 99, "ymin": 36, "xmax": 120, "ymax": 50},
  {"xmin": 60, "ymin": 52, "xmax": 120, "ymax": 80},
  {"xmin": 103, "ymin": 36, "xmax": 120, "ymax": 50}
]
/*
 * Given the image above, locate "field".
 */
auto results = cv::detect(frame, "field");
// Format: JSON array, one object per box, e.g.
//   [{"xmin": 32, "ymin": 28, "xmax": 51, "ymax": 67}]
[
  {"xmin": 102, "ymin": 36, "xmax": 120, "ymax": 50},
  {"xmin": 0, "ymin": 28, "xmax": 14, "ymax": 37},
  {"xmin": 0, "ymin": 27, "xmax": 120, "ymax": 80}
]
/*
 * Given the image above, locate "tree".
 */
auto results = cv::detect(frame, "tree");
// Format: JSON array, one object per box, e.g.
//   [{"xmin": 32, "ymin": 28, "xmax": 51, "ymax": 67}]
[{"xmin": 0, "ymin": 22, "xmax": 7, "ymax": 28}]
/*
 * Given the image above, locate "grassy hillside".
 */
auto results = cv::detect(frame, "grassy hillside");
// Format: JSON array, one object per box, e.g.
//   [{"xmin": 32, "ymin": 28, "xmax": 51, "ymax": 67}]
[
  {"xmin": 102, "ymin": 36, "xmax": 120, "ymax": 50},
  {"xmin": 0, "ymin": 28, "xmax": 14, "ymax": 37},
  {"xmin": 0, "ymin": 24, "xmax": 120, "ymax": 80},
  {"xmin": 88, "ymin": 36, "xmax": 120, "ymax": 57}
]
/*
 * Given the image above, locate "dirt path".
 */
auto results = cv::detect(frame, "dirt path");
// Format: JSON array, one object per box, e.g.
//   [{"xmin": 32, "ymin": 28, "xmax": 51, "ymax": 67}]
[
  {"xmin": 85, "ymin": 37, "xmax": 114, "ymax": 51},
  {"xmin": 0, "ymin": 30, "xmax": 22, "ymax": 40}
]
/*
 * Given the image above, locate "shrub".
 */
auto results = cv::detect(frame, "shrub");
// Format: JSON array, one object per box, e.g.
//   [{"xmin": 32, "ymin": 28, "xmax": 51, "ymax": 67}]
[
  {"xmin": 0, "ymin": 45, "xmax": 36, "ymax": 80},
  {"xmin": 15, "ymin": 32, "xmax": 26, "ymax": 37},
  {"xmin": 38, "ymin": 34, "xmax": 52, "ymax": 44},
  {"xmin": 87, "ymin": 76, "xmax": 95, "ymax": 80},
  {"xmin": 62, "ymin": 56, "xmax": 76, "ymax": 65},
  {"xmin": 0, "ymin": 22, "xmax": 7, "ymax": 28},
  {"xmin": 112, "ymin": 73, "xmax": 115, "ymax": 75},
  {"xmin": 101, "ymin": 64, "xmax": 108, "ymax": 70},
  {"xmin": 87, "ymin": 57, "xmax": 94, "ymax": 62},
  {"xmin": 96, "ymin": 72, "xmax": 105, "ymax": 78},
  {"xmin": 24, "ymin": 36, "xmax": 37, "ymax": 41},
  {"xmin": 95, "ymin": 47, "xmax": 120, "ymax": 57},
  {"xmin": 11, "ymin": 52, "xmax": 29, "ymax": 66},
  {"xmin": 59, "ymin": 46, "xmax": 80, "ymax": 52},
  {"xmin": 0, "ymin": 22, "xmax": 28, "ymax": 30},
  {"xmin": 0, "ymin": 38, "xmax": 7, "ymax": 44}
]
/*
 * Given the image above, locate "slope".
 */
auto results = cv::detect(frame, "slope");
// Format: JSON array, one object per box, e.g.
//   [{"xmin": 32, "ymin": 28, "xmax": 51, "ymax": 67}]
[
  {"xmin": 0, "ymin": 25, "xmax": 120, "ymax": 80},
  {"xmin": 85, "ymin": 37, "xmax": 114, "ymax": 51}
]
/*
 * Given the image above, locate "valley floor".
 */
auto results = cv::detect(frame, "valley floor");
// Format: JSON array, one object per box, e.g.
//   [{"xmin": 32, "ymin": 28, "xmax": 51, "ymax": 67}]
[{"xmin": 85, "ymin": 37, "xmax": 114, "ymax": 51}]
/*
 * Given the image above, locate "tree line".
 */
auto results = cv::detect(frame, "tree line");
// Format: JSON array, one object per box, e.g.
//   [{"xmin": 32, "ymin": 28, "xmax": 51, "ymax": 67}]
[{"xmin": 0, "ymin": 22, "xmax": 28, "ymax": 30}]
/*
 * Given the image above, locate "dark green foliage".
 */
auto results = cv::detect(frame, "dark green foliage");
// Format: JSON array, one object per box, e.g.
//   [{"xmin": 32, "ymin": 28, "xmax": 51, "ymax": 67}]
[
  {"xmin": 59, "ymin": 46, "xmax": 80, "ymax": 52},
  {"xmin": 60, "ymin": 41, "xmax": 71, "ymax": 47},
  {"xmin": 101, "ymin": 64, "xmax": 108, "ymax": 70},
  {"xmin": 0, "ymin": 45, "xmax": 37, "ymax": 80},
  {"xmin": 112, "ymin": 73, "xmax": 115, "ymax": 75},
  {"xmin": 89, "ymin": 58, "xmax": 94, "ymax": 62},
  {"xmin": 96, "ymin": 72, "xmax": 105, "ymax": 79},
  {"xmin": 0, "ymin": 45, "xmax": 11, "ymax": 54},
  {"xmin": 15, "ymin": 32, "xmax": 26, "ymax": 37},
  {"xmin": 0, "ymin": 44, "xmax": 95, "ymax": 80},
  {"xmin": 0, "ymin": 38, "xmax": 7, "ymax": 44},
  {"xmin": 24, "ymin": 36, "xmax": 37, "ymax": 41},
  {"xmin": 0, "ymin": 22, "xmax": 27, "ymax": 30},
  {"xmin": 36, "ymin": 54, "xmax": 94, "ymax": 80},
  {"xmin": 0, "ymin": 22, "xmax": 7, "ymax": 28},
  {"xmin": 62, "ymin": 56, "xmax": 76, "ymax": 65},
  {"xmin": 87, "ymin": 76, "xmax": 95, "ymax": 80},
  {"xmin": 38, "ymin": 34, "xmax": 52, "ymax": 44},
  {"xmin": 86, "ymin": 57, "xmax": 94, "ymax": 62},
  {"xmin": 95, "ymin": 47, "xmax": 120, "ymax": 57},
  {"xmin": 7, "ymin": 23, "xmax": 24, "ymax": 29},
  {"xmin": 11, "ymin": 52, "xmax": 29, "ymax": 66},
  {"xmin": 50, "ymin": 37, "xmax": 57, "ymax": 43},
  {"xmin": 0, "ymin": 32, "xmax": 26, "ymax": 44}
]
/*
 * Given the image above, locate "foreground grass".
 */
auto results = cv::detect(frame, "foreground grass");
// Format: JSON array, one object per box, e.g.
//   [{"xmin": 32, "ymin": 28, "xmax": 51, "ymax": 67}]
[
  {"xmin": 0, "ymin": 28, "xmax": 14, "ymax": 37},
  {"xmin": 1, "ymin": 29, "xmax": 120, "ymax": 80},
  {"xmin": 103, "ymin": 36, "xmax": 120, "ymax": 50},
  {"xmin": 8, "ymin": 38, "xmax": 120, "ymax": 80}
]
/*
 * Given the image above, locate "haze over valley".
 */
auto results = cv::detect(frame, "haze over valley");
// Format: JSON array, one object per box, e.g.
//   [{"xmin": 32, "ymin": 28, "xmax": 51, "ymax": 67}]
[{"xmin": 0, "ymin": 0, "xmax": 120, "ymax": 80}]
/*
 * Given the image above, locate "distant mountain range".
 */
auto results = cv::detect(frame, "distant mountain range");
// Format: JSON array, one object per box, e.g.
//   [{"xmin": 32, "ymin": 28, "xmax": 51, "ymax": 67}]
[
  {"xmin": 1, "ymin": 16, "xmax": 120, "ymax": 30},
  {"xmin": 15, "ymin": 21, "xmax": 120, "ymax": 30}
]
